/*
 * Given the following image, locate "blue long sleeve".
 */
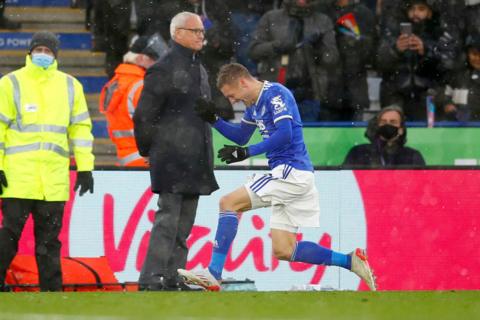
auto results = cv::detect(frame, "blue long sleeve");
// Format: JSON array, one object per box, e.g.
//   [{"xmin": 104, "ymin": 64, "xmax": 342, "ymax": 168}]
[
  {"xmin": 213, "ymin": 118, "xmax": 256, "ymax": 145},
  {"xmin": 248, "ymin": 118, "xmax": 292, "ymax": 156}
]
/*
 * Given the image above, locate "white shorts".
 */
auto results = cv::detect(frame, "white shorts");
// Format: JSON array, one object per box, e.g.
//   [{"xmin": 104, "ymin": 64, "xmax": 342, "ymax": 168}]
[{"xmin": 245, "ymin": 164, "xmax": 320, "ymax": 233}]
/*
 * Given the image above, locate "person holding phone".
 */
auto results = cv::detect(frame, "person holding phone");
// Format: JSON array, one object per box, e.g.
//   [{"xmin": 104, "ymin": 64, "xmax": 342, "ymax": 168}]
[{"xmin": 376, "ymin": 0, "xmax": 457, "ymax": 121}]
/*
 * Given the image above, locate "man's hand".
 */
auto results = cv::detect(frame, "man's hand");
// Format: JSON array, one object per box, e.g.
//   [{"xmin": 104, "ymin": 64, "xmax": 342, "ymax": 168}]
[
  {"xmin": 218, "ymin": 145, "xmax": 249, "ymax": 164},
  {"xmin": 195, "ymin": 98, "xmax": 218, "ymax": 124},
  {"xmin": 74, "ymin": 171, "xmax": 94, "ymax": 196},
  {"xmin": 0, "ymin": 171, "xmax": 8, "ymax": 195},
  {"xmin": 409, "ymin": 35, "xmax": 425, "ymax": 55},
  {"xmin": 396, "ymin": 34, "xmax": 410, "ymax": 52}
]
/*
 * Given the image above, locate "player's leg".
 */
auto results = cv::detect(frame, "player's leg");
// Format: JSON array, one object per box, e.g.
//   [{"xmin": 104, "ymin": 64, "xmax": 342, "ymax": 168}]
[
  {"xmin": 271, "ymin": 228, "xmax": 351, "ymax": 269},
  {"xmin": 269, "ymin": 167, "xmax": 376, "ymax": 290},
  {"xmin": 178, "ymin": 185, "xmax": 253, "ymax": 290},
  {"xmin": 208, "ymin": 186, "xmax": 251, "ymax": 280},
  {"xmin": 271, "ymin": 228, "xmax": 376, "ymax": 290}
]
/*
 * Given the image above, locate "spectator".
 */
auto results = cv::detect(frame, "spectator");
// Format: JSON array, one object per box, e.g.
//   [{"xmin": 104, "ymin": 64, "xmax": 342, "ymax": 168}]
[
  {"xmin": 343, "ymin": 106, "xmax": 425, "ymax": 166},
  {"xmin": 226, "ymin": 0, "xmax": 278, "ymax": 75},
  {"xmin": 0, "ymin": 0, "xmax": 21, "ymax": 30},
  {"xmin": 0, "ymin": 32, "xmax": 94, "ymax": 292},
  {"xmin": 325, "ymin": 0, "xmax": 376, "ymax": 120},
  {"xmin": 436, "ymin": 33, "xmax": 480, "ymax": 121},
  {"xmin": 248, "ymin": 0, "xmax": 340, "ymax": 121},
  {"xmin": 99, "ymin": 36, "xmax": 164, "ymax": 167},
  {"xmin": 90, "ymin": 0, "xmax": 140, "ymax": 77},
  {"xmin": 133, "ymin": 12, "xmax": 219, "ymax": 291},
  {"xmin": 376, "ymin": 0, "xmax": 456, "ymax": 121}
]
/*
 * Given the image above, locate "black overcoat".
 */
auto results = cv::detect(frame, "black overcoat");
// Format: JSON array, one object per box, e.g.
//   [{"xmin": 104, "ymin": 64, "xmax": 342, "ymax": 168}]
[{"xmin": 134, "ymin": 41, "xmax": 219, "ymax": 195}]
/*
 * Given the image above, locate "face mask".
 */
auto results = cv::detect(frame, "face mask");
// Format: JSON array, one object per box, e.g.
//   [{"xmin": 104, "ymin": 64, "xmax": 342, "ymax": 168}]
[
  {"xmin": 31, "ymin": 53, "xmax": 54, "ymax": 68},
  {"xmin": 377, "ymin": 124, "xmax": 399, "ymax": 140}
]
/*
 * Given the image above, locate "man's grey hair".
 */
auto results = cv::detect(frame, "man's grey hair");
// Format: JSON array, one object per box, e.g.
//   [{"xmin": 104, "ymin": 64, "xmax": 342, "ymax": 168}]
[{"xmin": 170, "ymin": 11, "xmax": 199, "ymax": 39}]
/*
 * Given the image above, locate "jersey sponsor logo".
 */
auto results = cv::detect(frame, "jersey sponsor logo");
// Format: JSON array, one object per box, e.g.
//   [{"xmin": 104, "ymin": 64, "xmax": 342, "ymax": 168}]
[
  {"xmin": 256, "ymin": 120, "xmax": 266, "ymax": 131},
  {"xmin": 271, "ymin": 95, "xmax": 286, "ymax": 115}
]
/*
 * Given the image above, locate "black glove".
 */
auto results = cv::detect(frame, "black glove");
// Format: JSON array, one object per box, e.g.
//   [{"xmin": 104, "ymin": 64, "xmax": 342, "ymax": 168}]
[
  {"xmin": 195, "ymin": 98, "xmax": 218, "ymax": 124},
  {"xmin": 74, "ymin": 171, "xmax": 94, "ymax": 196},
  {"xmin": 0, "ymin": 170, "xmax": 8, "ymax": 195},
  {"xmin": 218, "ymin": 145, "xmax": 249, "ymax": 164}
]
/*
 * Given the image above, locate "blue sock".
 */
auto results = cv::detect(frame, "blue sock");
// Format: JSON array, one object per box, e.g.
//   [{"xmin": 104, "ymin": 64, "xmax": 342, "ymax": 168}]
[
  {"xmin": 208, "ymin": 211, "xmax": 239, "ymax": 280},
  {"xmin": 291, "ymin": 241, "xmax": 351, "ymax": 270}
]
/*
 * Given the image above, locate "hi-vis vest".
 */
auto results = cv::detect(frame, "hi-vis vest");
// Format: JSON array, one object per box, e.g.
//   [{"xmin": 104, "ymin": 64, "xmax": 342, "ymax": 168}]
[
  {"xmin": 99, "ymin": 63, "xmax": 146, "ymax": 167},
  {"xmin": 0, "ymin": 56, "xmax": 94, "ymax": 201}
]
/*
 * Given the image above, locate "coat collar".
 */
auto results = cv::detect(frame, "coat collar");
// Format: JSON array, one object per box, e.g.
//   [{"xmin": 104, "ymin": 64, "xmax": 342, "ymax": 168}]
[
  {"xmin": 170, "ymin": 40, "xmax": 199, "ymax": 62},
  {"xmin": 24, "ymin": 55, "xmax": 58, "ymax": 78}
]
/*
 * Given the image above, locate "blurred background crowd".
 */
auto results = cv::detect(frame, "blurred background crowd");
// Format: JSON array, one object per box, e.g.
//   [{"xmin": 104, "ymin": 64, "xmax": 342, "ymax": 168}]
[{"xmin": 82, "ymin": 0, "xmax": 480, "ymax": 123}]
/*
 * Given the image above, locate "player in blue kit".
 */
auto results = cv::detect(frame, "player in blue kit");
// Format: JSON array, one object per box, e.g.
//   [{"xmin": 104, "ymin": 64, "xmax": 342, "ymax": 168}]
[{"xmin": 178, "ymin": 63, "xmax": 376, "ymax": 291}]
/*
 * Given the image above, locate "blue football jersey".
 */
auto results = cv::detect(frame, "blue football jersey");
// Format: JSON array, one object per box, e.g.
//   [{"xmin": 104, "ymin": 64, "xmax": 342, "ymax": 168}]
[{"xmin": 243, "ymin": 81, "xmax": 313, "ymax": 171}]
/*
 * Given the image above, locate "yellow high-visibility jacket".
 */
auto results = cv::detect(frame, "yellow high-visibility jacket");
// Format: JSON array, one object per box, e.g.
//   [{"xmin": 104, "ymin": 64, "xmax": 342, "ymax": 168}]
[{"xmin": 0, "ymin": 56, "xmax": 94, "ymax": 201}]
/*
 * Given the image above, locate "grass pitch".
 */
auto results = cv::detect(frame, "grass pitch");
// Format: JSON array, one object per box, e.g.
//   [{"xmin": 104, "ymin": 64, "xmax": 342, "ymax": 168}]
[{"xmin": 0, "ymin": 290, "xmax": 478, "ymax": 320}]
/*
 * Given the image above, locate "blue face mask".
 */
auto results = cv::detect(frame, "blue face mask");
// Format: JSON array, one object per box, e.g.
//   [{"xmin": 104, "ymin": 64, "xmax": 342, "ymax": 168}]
[{"xmin": 31, "ymin": 53, "xmax": 55, "ymax": 68}]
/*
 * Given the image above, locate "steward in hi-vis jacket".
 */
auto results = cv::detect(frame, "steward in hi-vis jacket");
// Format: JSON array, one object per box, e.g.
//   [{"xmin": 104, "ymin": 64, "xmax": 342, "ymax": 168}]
[
  {"xmin": 0, "ymin": 32, "xmax": 94, "ymax": 292},
  {"xmin": 100, "ymin": 36, "xmax": 159, "ymax": 167}
]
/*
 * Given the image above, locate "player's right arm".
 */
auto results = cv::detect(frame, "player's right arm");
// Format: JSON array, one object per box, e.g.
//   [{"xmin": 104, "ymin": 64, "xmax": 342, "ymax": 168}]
[
  {"xmin": 213, "ymin": 118, "xmax": 256, "ymax": 146},
  {"xmin": 195, "ymin": 97, "xmax": 256, "ymax": 145}
]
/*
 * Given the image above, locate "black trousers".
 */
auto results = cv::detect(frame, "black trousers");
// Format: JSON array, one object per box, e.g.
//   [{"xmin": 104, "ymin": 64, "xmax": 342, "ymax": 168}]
[
  {"xmin": 139, "ymin": 193, "xmax": 199, "ymax": 289},
  {"xmin": 0, "ymin": 198, "xmax": 65, "ymax": 292}
]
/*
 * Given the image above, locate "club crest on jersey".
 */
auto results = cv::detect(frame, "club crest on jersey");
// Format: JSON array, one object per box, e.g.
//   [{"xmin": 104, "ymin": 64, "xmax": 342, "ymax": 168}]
[{"xmin": 271, "ymin": 95, "xmax": 286, "ymax": 114}]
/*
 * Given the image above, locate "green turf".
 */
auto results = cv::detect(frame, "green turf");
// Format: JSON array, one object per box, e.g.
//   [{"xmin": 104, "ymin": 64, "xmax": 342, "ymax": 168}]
[{"xmin": 0, "ymin": 291, "xmax": 479, "ymax": 320}]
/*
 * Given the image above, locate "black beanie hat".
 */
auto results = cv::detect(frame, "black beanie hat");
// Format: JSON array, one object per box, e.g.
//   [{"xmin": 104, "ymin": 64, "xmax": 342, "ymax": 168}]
[
  {"xmin": 129, "ymin": 36, "xmax": 160, "ymax": 60},
  {"xmin": 29, "ymin": 31, "xmax": 60, "ymax": 57}
]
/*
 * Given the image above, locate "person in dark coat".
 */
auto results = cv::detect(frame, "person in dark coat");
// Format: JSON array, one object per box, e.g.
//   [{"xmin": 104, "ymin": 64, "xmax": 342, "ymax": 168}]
[
  {"xmin": 248, "ymin": 0, "xmax": 340, "ymax": 121},
  {"xmin": 133, "ymin": 11, "xmax": 219, "ymax": 291},
  {"xmin": 325, "ymin": 0, "xmax": 376, "ymax": 121},
  {"xmin": 343, "ymin": 106, "xmax": 426, "ymax": 167},
  {"xmin": 376, "ymin": 0, "xmax": 457, "ymax": 121},
  {"xmin": 226, "ymin": 0, "xmax": 279, "ymax": 75},
  {"xmin": 436, "ymin": 33, "xmax": 480, "ymax": 121}
]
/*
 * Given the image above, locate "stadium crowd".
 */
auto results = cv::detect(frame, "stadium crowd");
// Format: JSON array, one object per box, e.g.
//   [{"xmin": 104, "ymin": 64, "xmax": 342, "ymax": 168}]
[{"xmin": 87, "ymin": 0, "xmax": 480, "ymax": 123}]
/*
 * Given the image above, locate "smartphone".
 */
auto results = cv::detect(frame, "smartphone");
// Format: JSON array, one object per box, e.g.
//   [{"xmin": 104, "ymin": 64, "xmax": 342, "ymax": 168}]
[{"xmin": 400, "ymin": 22, "xmax": 412, "ymax": 35}]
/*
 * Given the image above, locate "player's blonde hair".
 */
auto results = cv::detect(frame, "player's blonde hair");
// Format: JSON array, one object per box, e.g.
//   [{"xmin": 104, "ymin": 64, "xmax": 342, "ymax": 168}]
[{"xmin": 216, "ymin": 63, "xmax": 253, "ymax": 89}]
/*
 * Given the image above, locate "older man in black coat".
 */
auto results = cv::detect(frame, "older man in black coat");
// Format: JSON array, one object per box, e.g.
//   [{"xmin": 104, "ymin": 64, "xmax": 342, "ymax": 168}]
[{"xmin": 133, "ymin": 11, "xmax": 219, "ymax": 291}]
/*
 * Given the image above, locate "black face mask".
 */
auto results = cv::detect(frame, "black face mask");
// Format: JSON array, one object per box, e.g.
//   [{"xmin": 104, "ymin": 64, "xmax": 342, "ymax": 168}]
[{"xmin": 377, "ymin": 124, "xmax": 399, "ymax": 140}]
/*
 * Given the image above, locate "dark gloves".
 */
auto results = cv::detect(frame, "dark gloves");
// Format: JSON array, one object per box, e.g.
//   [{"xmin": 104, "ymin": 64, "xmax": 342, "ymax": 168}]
[
  {"xmin": 218, "ymin": 145, "xmax": 249, "ymax": 164},
  {"xmin": 195, "ymin": 98, "xmax": 218, "ymax": 124},
  {"xmin": 0, "ymin": 170, "xmax": 7, "ymax": 195},
  {"xmin": 74, "ymin": 171, "xmax": 94, "ymax": 196}
]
